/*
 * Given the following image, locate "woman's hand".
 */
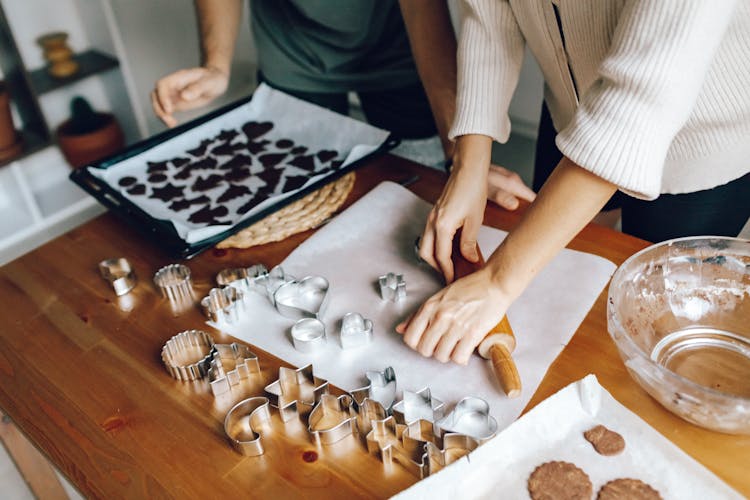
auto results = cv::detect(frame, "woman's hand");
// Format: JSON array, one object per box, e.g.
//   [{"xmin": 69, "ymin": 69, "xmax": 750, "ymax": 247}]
[
  {"xmin": 487, "ymin": 164, "xmax": 536, "ymax": 210},
  {"xmin": 419, "ymin": 134, "xmax": 492, "ymax": 283},
  {"xmin": 396, "ymin": 267, "xmax": 510, "ymax": 365},
  {"xmin": 151, "ymin": 66, "xmax": 229, "ymax": 127}
]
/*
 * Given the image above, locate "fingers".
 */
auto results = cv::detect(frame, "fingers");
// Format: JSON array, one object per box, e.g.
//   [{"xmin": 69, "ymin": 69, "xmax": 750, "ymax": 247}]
[
  {"xmin": 152, "ymin": 68, "xmax": 213, "ymax": 127},
  {"xmin": 150, "ymin": 89, "xmax": 176, "ymax": 128},
  {"xmin": 418, "ymin": 211, "xmax": 440, "ymax": 271},
  {"xmin": 487, "ymin": 165, "xmax": 537, "ymax": 210},
  {"xmin": 402, "ymin": 300, "xmax": 437, "ymax": 350},
  {"xmin": 460, "ymin": 215, "xmax": 481, "ymax": 263},
  {"xmin": 434, "ymin": 216, "xmax": 456, "ymax": 283}
]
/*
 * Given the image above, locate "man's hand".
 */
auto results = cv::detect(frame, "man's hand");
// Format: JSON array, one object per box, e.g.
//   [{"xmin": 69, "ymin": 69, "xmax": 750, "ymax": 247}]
[
  {"xmin": 487, "ymin": 164, "xmax": 536, "ymax": 210},
  {"xmin": 151, "ymin": 66, "xmax": 229, "ymax": 128}
]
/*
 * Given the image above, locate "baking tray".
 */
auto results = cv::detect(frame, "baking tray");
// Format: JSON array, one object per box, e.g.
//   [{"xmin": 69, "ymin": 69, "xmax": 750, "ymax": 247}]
[{"xmin": 70, "ymin": 89, "xmax": 399, "ymax": 259}]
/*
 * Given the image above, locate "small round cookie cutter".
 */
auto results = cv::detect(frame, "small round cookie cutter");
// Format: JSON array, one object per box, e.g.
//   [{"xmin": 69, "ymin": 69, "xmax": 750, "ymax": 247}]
[
  {"xmin": 154, "ymin": 264, "xmax": 194, "ymax": 304},
  {"xmin": 291, "ymin": 318, "xmax": 327, "ymax": 353},
  {"xmin": 161, "ymin": 329, "xmax": 215, "ymax": 381},
  {"xmin": 98, "ymin": 257, "xmax": 137, "ymax": 296}
]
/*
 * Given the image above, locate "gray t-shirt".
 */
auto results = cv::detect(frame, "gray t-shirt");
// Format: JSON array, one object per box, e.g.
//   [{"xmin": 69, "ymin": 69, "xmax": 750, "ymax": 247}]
[{"xmin": 251, "ymin": 0, "xmax": 420, "ymax": 93}]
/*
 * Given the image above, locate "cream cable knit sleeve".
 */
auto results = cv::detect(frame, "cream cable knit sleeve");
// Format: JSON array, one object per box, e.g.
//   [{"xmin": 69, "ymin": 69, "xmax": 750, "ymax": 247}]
[
  {"xmin": 450, "ymin": 0, "xmax": 525, "ymax": 143},
  {"xmin": 556, "ymin": 0, "xmax": 737, "ymax": 199}
]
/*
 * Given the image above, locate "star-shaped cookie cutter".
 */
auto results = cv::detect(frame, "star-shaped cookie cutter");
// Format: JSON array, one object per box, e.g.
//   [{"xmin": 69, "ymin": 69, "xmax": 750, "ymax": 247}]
[
  {"xmin": 307, "ymin": 394, "xmax": 358, "ymax": 446},
  {"xmin": 223, "ymin": 396, "xmax": 272, "ymax": 456},
  {"xmin": 207, "ymin": 343, "xmax": 261, "ymax": 397},
  {"xmin": 378, "ymin": 272, "xmax": 406, "ymax": 302},
  {"xmin": 435, "ymin": 396, "xmax": 498, "ymax": 442},
  {"xmin": 200, "ymin": 286, "xmax": 245, "ymax": 324},
  {"xmin": 264, "ymin": 364, "xmax": 329, "ymax": 422},
  {"xmin": 392, "ymin": 387, "xmax": 445, "ymax": 425}
]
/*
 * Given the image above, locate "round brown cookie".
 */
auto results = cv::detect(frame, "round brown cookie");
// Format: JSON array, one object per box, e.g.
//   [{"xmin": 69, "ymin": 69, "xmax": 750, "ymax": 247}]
[
  {"xmin": 597, "ymin": 479, "xmax": 662, "ymax": 500},
  {"xmin": 584, "ymin": 425, "xmax": 625, "ymax": 456},
  {"xmin": 528, "ymin": 461, "xmax": 592, "ymax": 500}
]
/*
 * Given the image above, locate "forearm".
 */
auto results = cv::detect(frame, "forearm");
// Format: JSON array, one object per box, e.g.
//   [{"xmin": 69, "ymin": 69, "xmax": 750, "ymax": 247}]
[
  {"xmin": 194, "ymin": 0, "xmax": 242, "ymax": 75},
  {"xmin": 399, "ymin": 0, "xmax": 457, "ymax": 148},
  {"xmin": 485, "ymin": 157, "xmax": 617, "ymax": 300}
]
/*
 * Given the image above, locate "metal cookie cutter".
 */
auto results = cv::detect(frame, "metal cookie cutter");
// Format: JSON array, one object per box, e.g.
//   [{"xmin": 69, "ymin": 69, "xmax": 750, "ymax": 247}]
[
  {"xmin": 366, "ymin": 415, "xmax": 429, "ymax": 475},
  {"xmin": 216, "ymin": 264, "xmax": 268, "ymax": 288},
  {"xmin": 307, "ymin": 394, "xmax": 358, "ymax": 446},
  {"xmin": 355, "ymin": 398, "xmax": 388, "ymax": 436},
  {"xmin": 274, "ymin": 276, "xmax": 329, "ymax": 320},
  {"xmin": 98, "ymin": 258, "xmax": 137, "ymax": 296},
  {"xmin": 161, "ymin": 330, "xmax": 215, "ymax": 381},
  {"xmin": 350, "ymin": 366, "xmax": 397, "ymax": 414},
  {"xmin": 252, "ymin": 265, "xmax": 294, "ymax": 303},
  {"xmin": 339, "ymin": 312, "xmax": 373, "ymax": 349},
  {"xmin": 154, "ymin": 263, "xmax": 194, "ymax": 304},
  {"xmin": 201, "ymin": 286, "xmax": 245, "ymax": 324},
  {"xmin": 224, "ymin": 397, "xmax": 272, "ymax": 456},
  {"xmin": 379, "ymin": 273, "xmax": 406, "ymax": 302},
  {"xmin": 400, "ymin": 419, "xmax": 441, "ymax": 478},
  {"xmin": 392, "ymin": 387, "xmax": 445, "ymax": 425},
  {"xmin": 435, "ymin": 397, "xmax": 498, "ymax": 442},
  {"xmin": 424, "ymin": 433, "xmax": 479, "ymax": 476},
  {"xmin": 207, "ymin": 343, "xmax": 261, "ymax": 397},
  {"xmin": 264, "ymin": 364, "xmax": 329, "ymax": 422},
  {"xmin": 291, "ymin": 318, "xmax": 327, "ymax": 353}
]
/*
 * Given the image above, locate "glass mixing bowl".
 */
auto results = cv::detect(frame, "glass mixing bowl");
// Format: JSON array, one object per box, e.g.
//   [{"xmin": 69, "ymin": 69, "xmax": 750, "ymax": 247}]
[{"xmin": 607, "ymin": 236, "xmax": 750, "ymax": 434}]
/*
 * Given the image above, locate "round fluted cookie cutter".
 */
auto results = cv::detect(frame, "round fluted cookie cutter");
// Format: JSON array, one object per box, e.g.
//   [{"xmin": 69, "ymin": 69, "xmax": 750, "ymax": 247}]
[
  {"xmin": 291, "ymin": 318, "xmax": 327, "ymax": 353},
  {"xmin": 161, "ymin": 329, "xmax": 215, "ymax": 381},
  {"xmin": 154, "ymin": 264, "xmax": 194, "ymax": 304},
  {"xmin": 98, "ymin": 257, "xmax": 137, "ymax": 296}
]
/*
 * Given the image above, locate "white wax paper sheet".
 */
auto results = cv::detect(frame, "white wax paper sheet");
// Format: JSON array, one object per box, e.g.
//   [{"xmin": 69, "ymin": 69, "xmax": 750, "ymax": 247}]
[
  {"xmin": 214, "ymin": 181, "xmax": 617, "ymax": 431},
  {"xmin": 90, "ymin": 83, "xmax": 389, "ymax": 243},
  {"xmin": 395, "ymin": 375, "xmax": 741, "ymax": 499}
]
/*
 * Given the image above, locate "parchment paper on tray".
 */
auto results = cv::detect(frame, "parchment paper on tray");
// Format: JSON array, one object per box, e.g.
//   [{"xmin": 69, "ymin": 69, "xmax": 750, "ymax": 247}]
[
  {"xmin": 88, "ymin": 83, "xmax": 390, "ymax": 244},
  {"xmin": 215, "ymin": 182, "xmax": 617, "ymax": 432},
  {"xmin": 395, "ymin": 375, "xmax": 741, "ymax": 500}
]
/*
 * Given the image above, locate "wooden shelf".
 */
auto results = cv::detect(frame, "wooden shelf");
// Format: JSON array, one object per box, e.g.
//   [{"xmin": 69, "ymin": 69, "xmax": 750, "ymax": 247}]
[
  {"xmin": 28, "ymin": 49, "xmax": 119, "ymax": 95},
  {"xmin": 0, "ymin": 127, "xmax": 50, "ymax": 168}
]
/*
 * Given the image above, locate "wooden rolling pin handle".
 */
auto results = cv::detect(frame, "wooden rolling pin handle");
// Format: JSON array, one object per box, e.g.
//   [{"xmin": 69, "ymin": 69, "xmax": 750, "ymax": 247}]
[{"xmin": 488, "ymin": 343, "xmax": 522, "ymax": 399}]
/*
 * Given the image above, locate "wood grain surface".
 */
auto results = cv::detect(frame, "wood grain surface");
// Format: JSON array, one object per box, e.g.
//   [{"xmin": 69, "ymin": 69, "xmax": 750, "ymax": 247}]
[{"xmin": 0, "ymin": 155, "xmax": 747, "ymax": 498}]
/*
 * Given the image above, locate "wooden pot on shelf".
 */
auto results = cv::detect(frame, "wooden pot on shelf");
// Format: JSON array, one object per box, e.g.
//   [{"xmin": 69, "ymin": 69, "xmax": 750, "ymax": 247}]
[
  {"xmin": 56, "ymin": 97, "xmax": 124, "ymax": 168},
  {"xmin": 0, "ymin": 82, "xmax": 23, "ymax": 162}
]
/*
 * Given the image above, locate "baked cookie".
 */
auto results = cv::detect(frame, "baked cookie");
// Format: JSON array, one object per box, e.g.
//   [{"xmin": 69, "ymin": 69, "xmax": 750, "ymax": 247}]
[
  {"xmin": 528, "ymin": 461, "xmax": 592, "ymax": 500},
  {"xmin": 597, "ymin": 478, "xmax": 662, "ymax": 500},
  {"xmin": 584, "ymin": 425, "xmax": 626, "ymax": 456}
]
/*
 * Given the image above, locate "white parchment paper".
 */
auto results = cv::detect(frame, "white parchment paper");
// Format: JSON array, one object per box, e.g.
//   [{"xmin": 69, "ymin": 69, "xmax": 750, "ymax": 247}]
[
  {"xmin": 214, "ymin": 181, "xmax": 617, "ymax": 430},
  {"xmin": 395, "ymin": 375, "xmax": 741, "ymax": 499},
  {"xmin": 90, "ymin": 83, "xmax": 389, "ymax": 243}
]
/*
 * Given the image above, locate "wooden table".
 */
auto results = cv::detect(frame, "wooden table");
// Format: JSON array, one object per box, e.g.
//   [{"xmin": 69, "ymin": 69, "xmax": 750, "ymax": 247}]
[{"xmin": 0, "ymin": 156, "xmax": 747, "ymax": 498}]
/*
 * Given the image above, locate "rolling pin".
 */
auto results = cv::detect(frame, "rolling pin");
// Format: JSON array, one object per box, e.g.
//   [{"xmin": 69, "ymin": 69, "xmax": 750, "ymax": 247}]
[{"xmin": 450, "ymin": 231, "xmax": 522, "ymax": 398}]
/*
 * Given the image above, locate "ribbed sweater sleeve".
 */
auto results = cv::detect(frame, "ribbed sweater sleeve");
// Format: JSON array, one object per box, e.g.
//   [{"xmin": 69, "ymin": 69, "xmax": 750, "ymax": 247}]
[
  {"xmin": 556, "ymin": 0, "xmax": 738, "ymax": 199},
  {"xmin": 449, "ymin": 0, "xmax": 525, "ymax": 143}
]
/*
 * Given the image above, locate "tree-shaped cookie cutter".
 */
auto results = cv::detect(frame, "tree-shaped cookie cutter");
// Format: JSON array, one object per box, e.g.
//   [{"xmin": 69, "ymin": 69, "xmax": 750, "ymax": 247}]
[
  {"xmin": 207, "ymin": 343, "xmax": 261, "ymax": 397},
  {"xmin": 307, "ymin": 393, "xmax": 358, "ymax": 446},
  {"xmin": 264, "ymin": 364, "xmax": 329, "ymax": 422},
  {"xmin": 224, "ymin": 396, "xmax": 272, "ymax": 456},
  {"xmin": 161, "ymin": 330, "xmax": 215, "ymax": 381}
]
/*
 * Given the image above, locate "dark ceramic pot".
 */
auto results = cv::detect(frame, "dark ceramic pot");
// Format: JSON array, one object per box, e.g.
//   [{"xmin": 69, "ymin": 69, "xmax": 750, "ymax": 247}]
[{"xmin": 56, "ymin": 113, "xmax": 124, "ymax": 168}]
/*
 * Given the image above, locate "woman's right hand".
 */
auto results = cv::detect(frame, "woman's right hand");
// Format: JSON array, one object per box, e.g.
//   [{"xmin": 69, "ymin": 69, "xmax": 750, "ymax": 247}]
[
  {"xmin": 419, "ymin": 134, "xmax": 493, "ymax": 283},
  {"xmin": 151, "ymin": 66, "xmax": 229, "ymax": 128}
]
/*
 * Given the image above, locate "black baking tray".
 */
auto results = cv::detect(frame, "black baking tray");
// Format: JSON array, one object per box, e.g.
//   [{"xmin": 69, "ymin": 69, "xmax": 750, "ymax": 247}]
[{"xmin": 70, "ymin": 93, "xmax": 399, "ymax": 259}]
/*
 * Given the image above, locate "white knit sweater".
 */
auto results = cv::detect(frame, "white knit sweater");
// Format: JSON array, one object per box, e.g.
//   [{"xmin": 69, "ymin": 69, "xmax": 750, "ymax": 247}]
[{"xmin": 450, "ymin": 0, "xmax": 750, "ymax": 199}]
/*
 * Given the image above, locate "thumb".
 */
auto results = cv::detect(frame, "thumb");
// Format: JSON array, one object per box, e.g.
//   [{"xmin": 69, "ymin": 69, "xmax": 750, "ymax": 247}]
[{"xmin": 460, "ymin": 218, "xmax": 481, "ymax": 263}]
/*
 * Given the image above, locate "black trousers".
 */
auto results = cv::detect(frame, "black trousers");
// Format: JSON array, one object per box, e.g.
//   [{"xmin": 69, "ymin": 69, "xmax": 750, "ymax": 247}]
[
  {"xmin": 533, "ymin": 103, "xmax": 750, "ymax": 242},
  {"xmin": 258, "ymin": 72, "xmax": 437, "ymax": 140}
]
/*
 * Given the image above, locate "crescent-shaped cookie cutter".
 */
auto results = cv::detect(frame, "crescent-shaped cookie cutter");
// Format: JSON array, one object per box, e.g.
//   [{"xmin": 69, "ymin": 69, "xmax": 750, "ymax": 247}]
[
  {"xmin": 207, "ymin": 343, "xmax": 261, "ymax": 397},
  {"xmin": 98, "ymin": 257, "xmax": 137, "ymax": 296},
  {"xmin": 161, "ymin": 330, "xmax": 215, "ymax": 381},
  {"xmin": 307, "ymin": 393, "xmax": 358, "ymax": 446},
  {"xmin": 224, "ymin": 396, "xmax": 272, "ymax": 456}
]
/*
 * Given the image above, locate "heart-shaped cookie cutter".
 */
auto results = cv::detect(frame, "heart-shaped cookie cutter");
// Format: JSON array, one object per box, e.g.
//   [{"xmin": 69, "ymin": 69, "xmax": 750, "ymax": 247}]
[
  {"xmin": 224, "ymin": 396, "xmax": 272, "ymax": 456},
  {"xmin": 264, "ymin": 364, "xmax": 329, "ymax": 422},
  {"xmin": 207, "ymin": 343, "xmax": 261, "ymax": 397},
  {"xmin": 291, "ymin": 318, "xmax": 327, "ymax": 353},
  {"xmin": 392, "ymin": 387, "xmax": 445, "ymax": 425},
  {"xmin": 273, "ymin": 275, "xmax": 329, "ymax": 320},
  {"xmin": 307, "ymin": 394, "xmax": 358, "ymax": 445},
  {"xmin": 435, "ymin": 396, "xmax": 497, "ymax": 442},
  {"xmin": 339, "ymin": 312, "xmax": 373, "ymax": 349},
  {"xmin": 379, "ymin": 272, "xmax": 406, "ymax": 302},
  {"xmin": 161, "ymin": 330, "xmax": 215, "ymax": 381},
  {"xmin": 98, "ymin": 257, "xmax": 137, "ymax": 296},
  {"xmin": 201, "ymin": 286, "xmax": 245, "ymax": 324}
]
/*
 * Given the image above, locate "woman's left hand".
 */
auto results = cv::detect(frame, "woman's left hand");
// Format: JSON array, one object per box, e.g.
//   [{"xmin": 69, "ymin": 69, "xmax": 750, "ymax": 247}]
[{"xmin": 396, "ymin": 267, "xmax": 510, "ymax": 365}]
